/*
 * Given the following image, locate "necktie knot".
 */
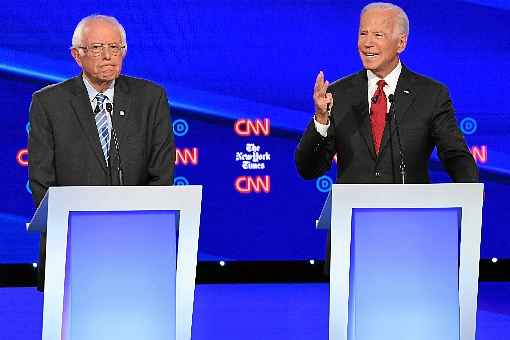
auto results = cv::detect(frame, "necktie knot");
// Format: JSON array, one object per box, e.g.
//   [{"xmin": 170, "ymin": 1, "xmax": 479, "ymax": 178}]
[
  {"xmin": 377, "ymin": 79, "xmax": 387, "ymax": 89},
  {"xmin": 95, "ymin": 93, "xmax": 107, "ymax": 111}
]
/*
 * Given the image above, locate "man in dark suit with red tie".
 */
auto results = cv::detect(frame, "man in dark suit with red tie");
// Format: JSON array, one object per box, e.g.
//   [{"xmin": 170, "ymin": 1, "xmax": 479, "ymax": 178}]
[
  {"xmin": 28, "ymin": 15, "xmax": 175, "ymax": 291},
  {"xmin": 296, "ymin": 2, "xmax": 478, "ymax": 184},
  {"xmin": 295, "ymin": 3, "xmax": 478, "ymax": 268}
]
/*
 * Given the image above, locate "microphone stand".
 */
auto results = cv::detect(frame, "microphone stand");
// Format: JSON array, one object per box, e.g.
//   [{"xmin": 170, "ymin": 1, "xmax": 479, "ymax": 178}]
[
  {"xmin": 388, "ymin": 94, "xmax": 406, "ymax": 184},
  {"xmin": 386, "ymin": 98, "xmax": 396, "ymax": 183},
  {"xmin": 106, "ymin": 103, "xmax": 124, "ymax": 185}
]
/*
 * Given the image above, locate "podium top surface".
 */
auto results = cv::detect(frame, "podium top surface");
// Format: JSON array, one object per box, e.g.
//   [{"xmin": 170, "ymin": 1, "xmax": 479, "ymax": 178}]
[
  {"xmin": 28, "ymin": 185, "xmax": 203, "ymax": 232},
  {"xmin": 317, "ymin": 183, "xmax": 484, "ymax": 230}
]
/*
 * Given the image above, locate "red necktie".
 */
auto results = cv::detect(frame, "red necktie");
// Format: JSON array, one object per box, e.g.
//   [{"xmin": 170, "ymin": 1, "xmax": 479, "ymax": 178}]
[{"xmin": 370, "ymin": 79, "xmax": 387, "ymax": 155}]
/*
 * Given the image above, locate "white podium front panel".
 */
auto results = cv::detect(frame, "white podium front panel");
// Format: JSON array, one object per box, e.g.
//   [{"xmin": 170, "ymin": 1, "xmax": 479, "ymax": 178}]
[
  {"xmin": 28, "ymin": 185, "xmax": 202, "ymax": 340},
  {"xmin": 318, "ymin": 183, "xmax": 483, "ymax": 340}
]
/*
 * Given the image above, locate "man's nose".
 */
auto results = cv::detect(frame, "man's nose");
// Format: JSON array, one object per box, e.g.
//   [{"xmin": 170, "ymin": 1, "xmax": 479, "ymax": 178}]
[
  {"xmin": 102, "ymin": 47, "xmax": 112, "ymax": 60},
  {"xmin": 364, "ymin": 37, "xmax": 374, "ymax": 48}
]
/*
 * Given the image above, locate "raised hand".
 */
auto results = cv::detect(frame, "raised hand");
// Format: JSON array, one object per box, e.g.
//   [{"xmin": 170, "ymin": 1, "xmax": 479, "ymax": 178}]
[{"xmin": 313, "ymin": 71, "xmax": 333, "ymax": 124}]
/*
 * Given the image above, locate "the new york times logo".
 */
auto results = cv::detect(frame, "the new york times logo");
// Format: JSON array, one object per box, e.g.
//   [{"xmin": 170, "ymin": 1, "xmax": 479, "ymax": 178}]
[{"xmin": 235, "ymin": 143, "xmax": 270, "ymax": 170}]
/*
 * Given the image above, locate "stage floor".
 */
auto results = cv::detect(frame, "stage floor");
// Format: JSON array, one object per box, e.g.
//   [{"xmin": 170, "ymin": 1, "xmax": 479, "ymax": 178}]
[{"xmin": 1, "ymin": 282, "xmax": 508, "ymax": 339}]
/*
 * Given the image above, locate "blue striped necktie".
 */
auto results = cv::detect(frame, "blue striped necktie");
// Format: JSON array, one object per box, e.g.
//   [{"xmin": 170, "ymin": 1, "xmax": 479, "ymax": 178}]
[{"xmin": 94, "ymin": 93, "xmax": 110, "ymax": 165}]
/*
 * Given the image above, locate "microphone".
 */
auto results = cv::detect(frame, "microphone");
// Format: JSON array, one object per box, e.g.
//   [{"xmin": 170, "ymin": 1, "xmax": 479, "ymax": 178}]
[
  {"xmin": 105, "ymin": 103, "xmax": 124, "ymax": 185},
  {"xmin": 94, "ymin": 104, "xmax": 101, "ymax": 114},
  {"xmin": 388, "ymin": 94, "xmax": 406, "ymax": 184},
  {"xmin": 368, "ymin": 95, "xmax": 378, "ymax": 117}
]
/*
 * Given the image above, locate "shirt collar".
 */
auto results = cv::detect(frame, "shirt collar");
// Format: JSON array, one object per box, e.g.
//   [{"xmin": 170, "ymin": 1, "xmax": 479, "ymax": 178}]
[
  {"xmin": 366, "ymin": 61, "xmax": 402, "ymax": 93},
  {"xmin": 82, "ymin": 74, "xmax": 115, "ymax": 105}
]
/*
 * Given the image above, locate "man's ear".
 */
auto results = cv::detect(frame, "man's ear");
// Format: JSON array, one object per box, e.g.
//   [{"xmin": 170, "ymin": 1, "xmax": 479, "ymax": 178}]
[
  {"xmin": 397, "ymin": 33, "xmax": 408, "ymax": 54},
  {"xmin": 71, "ymin": 48, "xmax": 83, "ymax": 68}
]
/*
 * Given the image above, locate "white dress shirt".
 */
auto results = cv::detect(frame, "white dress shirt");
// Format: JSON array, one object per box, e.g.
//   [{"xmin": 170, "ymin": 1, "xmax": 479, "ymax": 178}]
[{"xmin": 314, "ymin": 62, "xmax": 403, "ymax": 137}]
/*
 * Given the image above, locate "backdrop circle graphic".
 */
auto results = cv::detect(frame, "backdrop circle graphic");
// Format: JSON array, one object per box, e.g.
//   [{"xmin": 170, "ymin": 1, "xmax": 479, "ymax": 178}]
[
  {"xmin": 173, "ymin": 119, "xmax": 189, "ymax": 137},
  {"xmin": 460, "ymin": 117, "xmax": 477, "ymax": 135},
  {"xmin": 173, "ymin": 176, "xmax": 189, "ymax": 186},
  {"xmin": 316, "ymin": 175, "xmax": 333, "ymax": 193}
]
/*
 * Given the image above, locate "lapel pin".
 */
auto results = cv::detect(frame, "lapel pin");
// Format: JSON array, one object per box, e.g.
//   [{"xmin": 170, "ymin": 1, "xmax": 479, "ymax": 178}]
[
  {"xmin": 119, "ymin": 110, "xmax": 125, "ymax": 116},
  {"xmin": 403, "ymin": 90, "xmax": 410, "ymax": 95}
]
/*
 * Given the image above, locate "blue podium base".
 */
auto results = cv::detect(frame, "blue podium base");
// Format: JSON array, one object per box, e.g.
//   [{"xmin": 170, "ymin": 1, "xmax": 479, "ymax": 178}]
[
  {"xmin": 347, "ymin": 208, "xmax": 460, "ymax": 340},
  {"xmin": 62, "ymin": 210, "xmax": 177, "ymax": 340}
]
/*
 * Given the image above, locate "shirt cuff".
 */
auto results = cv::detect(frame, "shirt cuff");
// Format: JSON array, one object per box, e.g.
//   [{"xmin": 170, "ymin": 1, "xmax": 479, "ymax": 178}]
[{"xmin": 314, "ymin": 116, "xmax": 330, "ymax": 137}]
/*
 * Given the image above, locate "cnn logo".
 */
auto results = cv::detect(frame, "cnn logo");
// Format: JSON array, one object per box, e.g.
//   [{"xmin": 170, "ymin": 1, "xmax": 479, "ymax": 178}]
[
  {"xmin": 235, "ymin": 176, "xmax": 270, "ymax": 193},
  {"xmin": 175, "ymin": 147, "xmax": 198, "ymax": 166},
  {"xmin": 234, "ymin": 118, "xmax": 270, "ymax": 136}
]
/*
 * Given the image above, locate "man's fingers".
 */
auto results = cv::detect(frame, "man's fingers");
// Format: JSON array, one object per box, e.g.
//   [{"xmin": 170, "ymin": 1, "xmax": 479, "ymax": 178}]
[
  {"xmin": 314, "ymin": 71, "xmax": 333, "ymax": 114},
  {"xmin": 314, "ymin": 71, "xmax": 324, "ymax": 93},
  {"xmin": 315, "ymin": 78, "xmax": 330, "ymax": 100},
  {"xmin": 319, "ymin": 78, "xmax": 330, "ymax": 96},
  {"xmin": 315, "ymin": 71, "xmax": 329, "ymax": 97},
  {"xmin": 319, "ymin": 80, "xmax": 330, "ymax": 97}
]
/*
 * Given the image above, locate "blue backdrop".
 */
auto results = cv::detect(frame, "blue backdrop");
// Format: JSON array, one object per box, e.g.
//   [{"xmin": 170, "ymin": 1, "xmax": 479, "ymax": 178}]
[{"xmin": 0, "ymin": 0, "xmax": 508, "ymax": 263}]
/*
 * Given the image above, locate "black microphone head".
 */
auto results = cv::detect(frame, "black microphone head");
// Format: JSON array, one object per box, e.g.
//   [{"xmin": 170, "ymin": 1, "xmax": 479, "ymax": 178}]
[
  {"xmin": 371, "ymin": 95, "xmax": 379, "ymax": 104},
  {"xmin": 388, "ymin": 94, "xmax": 395, "ymax": 104},
  {"xmin": 105, "ymin": 102, "xmax": 113, "ymax": 114},
  {"xmin": 94, "ymin": 105, "xmax": 101, "ymax": 114}
]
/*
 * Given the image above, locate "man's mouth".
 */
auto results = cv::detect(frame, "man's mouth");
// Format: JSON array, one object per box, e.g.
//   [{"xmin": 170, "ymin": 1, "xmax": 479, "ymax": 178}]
[{"xmin": 364, "ymin": 52, "xmax": 379, "ymax": 58}]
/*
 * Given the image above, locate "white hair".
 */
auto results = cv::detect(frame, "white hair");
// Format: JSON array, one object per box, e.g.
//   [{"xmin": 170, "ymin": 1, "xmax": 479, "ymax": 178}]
[
  {"xmin": 71, "ymin": 15, "xmax": 127, "ymax": 55},
  {"xmin": 361, "ymin": 2, "xmax": 409, "ymax": 36}
]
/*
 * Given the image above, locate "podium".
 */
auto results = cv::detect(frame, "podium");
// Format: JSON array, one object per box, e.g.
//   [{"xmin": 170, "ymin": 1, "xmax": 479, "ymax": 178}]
[
  {"xmin": 28, "ymin": 185, "xmax": 202, "ymax": 340},
  {"xmin": 317, "ymin": 183, "xmax": 483, "ymax": 340}
]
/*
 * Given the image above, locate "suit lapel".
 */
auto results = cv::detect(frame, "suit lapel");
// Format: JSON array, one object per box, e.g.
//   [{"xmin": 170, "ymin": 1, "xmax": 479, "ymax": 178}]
[
  {"xmin": 112, "ymin": 76, "xmax": 132, "ymax": 145},
  {"xmin": 354, "ymin": 70, "xmax": 377, "ymax": 160},
  {"xmin": 69, "ymin": 76, "xmax": 108, "ymax": 172},
  {"xmin": 393, "ymin": 67, "xmax": 416, "ymax": 126},
  {"xmin": 378, "ymin": 65, "xmax": 416, "ymax": 156}
]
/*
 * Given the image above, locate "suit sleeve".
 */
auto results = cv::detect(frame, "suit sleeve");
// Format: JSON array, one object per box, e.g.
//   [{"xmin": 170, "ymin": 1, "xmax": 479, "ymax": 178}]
[
  {"xmin": 147, "ymin": 88, "xmax": 175, "ymax": 185},
  {"xmin": 28, "ymin": 94, "xmax": 56, "ymax": 208},
  {"xmin": 430, "ymin": 86, "xmax": 479, "ymax": 182},
  {"xmin": 295, "ymin": 117, "xmax": 336, "ymax": 180}
]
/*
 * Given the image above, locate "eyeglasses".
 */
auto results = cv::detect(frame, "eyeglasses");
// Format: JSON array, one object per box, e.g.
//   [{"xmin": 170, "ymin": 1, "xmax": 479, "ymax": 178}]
[{"xmin": 78, "ymin": 43, "xmax": 125, "ymax": 57}]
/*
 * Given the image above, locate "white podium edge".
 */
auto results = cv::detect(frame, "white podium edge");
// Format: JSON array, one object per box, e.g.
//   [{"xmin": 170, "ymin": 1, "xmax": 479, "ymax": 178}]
[
  {"xmin": 317, "ymin": 183, "xmax": 484, "ymax": 340},
  {"xmin": 28, "ymin": 185, "xmax": 203, "ymax": 340}
]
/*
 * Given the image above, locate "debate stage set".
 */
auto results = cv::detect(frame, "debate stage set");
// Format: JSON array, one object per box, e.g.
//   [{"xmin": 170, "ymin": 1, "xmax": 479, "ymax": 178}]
[{"xmin": 1, "ymin": 1, "xmax": 509, "ymax": 339}]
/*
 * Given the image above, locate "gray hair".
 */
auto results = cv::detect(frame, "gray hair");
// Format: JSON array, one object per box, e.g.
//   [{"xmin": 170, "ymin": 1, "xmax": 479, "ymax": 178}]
[
  {"xmin": 361, "ymin": 2, "xmax": 409, "ymax": 36},
  {"xmin": 71, "ymin": 15, "xmax": 127, "ymax": 55}
]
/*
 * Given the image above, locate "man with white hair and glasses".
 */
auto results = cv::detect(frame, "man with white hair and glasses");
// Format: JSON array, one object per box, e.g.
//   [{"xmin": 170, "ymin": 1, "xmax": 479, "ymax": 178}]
[{"xmin": 28, "ymin": 15, "xmax": 175, "ymax": 291}]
